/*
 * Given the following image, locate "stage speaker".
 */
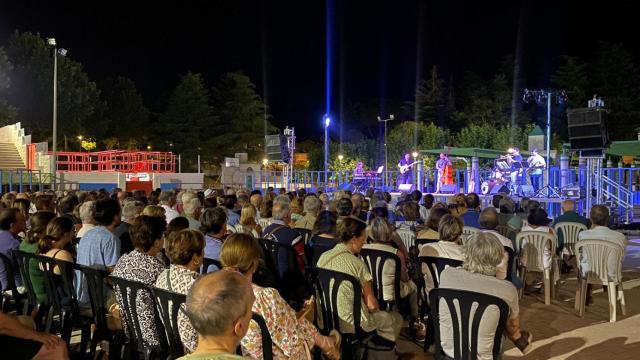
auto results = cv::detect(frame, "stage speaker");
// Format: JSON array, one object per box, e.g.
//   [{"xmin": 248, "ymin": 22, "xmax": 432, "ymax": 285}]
[
  {"xmin": 567, "ymin": 108, "xmax": 609, "ymax": 151},
  {"xmin": 440, "ymin": 184, "xmax": 458, "ymax": 194},
  {"xmin": 398, "ymin": 184, "xmax": 415, "ymax": 192},
  {"xmin": 518, "ymin": 185, "xmax": 535, "ymax": 196},
  {"xmin": 490, "ymin": 185, "xmax": 510, "ymax": 195}
]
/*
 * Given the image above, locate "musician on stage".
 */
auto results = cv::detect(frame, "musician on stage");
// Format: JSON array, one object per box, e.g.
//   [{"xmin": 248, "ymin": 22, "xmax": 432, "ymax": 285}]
[
  {"xmin": 527, "ymin": 148, "xmax": 546, "ymax": 191},
  {"xmin": 397, "ymin": 153, "xmax": 414, "ymax": 186},
  {"xmin": 353, "ymin": 161, "xmax": 364, "ymax": 177},
  {"xmin": 507, "ymin": 147, "xmax": 524, "ymax": 186},
  {"xmin": 436, "ymin": 153, "xmax": 453, "ymax": 192}
]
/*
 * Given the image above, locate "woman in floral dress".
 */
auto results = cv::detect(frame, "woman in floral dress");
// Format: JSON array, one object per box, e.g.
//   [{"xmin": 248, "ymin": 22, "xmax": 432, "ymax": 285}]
[{"xmin": 219, "ymin": 233, "xmax": 341, "ymax": 360}]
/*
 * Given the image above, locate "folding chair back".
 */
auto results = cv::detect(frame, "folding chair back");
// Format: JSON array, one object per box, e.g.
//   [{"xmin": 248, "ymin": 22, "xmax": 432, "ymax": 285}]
[
  {"xmin": 554, "ymin": 222, "xmax": 587, "ymax": 255},
  {"xmin": 430, "ymin": 288, "xmax": 509, "ymax": 360},
  {"xmin": 360, "ymin": 247, "xmax": 401, "ymax": 310},
  {"xmin": 152, "ymin": 288, "xmax": 186, "ymax": 359}
]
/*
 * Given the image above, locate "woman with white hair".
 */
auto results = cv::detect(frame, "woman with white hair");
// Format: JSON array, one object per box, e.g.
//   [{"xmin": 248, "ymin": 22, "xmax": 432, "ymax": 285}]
[
  {"xmin": 438, "ymin": 232, "xmax": 532, "ymax": 358},
  {"xmin": 76, "ymin": 201, "xmax": 96, "ymax": 238}
]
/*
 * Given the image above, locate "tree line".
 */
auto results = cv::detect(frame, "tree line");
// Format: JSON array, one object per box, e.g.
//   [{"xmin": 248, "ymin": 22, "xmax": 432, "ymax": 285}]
[{"xmin": 2, "ymin": 31, "xmax": 640, "ymax": 172}]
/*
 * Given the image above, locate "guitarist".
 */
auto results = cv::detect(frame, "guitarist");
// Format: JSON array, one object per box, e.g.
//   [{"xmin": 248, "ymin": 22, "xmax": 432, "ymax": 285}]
[
  {"xmin": 397, "ymin": 153, "xmax": 415, "ymax": 187},
  {"xmin": 527, "ymin": 148, "xmax": 546, "ymax": 191}
]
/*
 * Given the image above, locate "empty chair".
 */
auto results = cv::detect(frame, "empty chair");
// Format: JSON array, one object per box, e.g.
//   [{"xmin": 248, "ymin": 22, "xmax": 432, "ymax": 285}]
[
  {"xmin": 429, "ymin": 288, "xmax": 509, "ymax": 360},
  {"xmin": 515, "ymin": 231, "xmax": 557, "ymax": 305},
  {"xmin": 574, "ymin": 240, "xmax": 626, "ymax": 322}
]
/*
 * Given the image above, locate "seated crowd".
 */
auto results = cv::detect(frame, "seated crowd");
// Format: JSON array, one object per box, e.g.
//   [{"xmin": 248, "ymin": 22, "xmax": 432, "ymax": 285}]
[{"xmin": 0, "ymin": 186, "xmax": 629, "ymax": 359}]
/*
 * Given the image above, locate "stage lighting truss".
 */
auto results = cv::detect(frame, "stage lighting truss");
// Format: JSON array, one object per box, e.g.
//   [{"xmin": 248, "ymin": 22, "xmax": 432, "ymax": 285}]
[{"xmin": 522, "ymin": 89, "xmax": 568, "ymax": 105}]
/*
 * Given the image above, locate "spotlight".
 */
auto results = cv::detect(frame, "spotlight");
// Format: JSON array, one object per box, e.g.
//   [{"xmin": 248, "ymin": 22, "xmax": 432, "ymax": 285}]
[
  {"xmin": 324, "ymin": 115, "xmax": 331, "ymax": 128},
  {"xmin": 412, "ymin": 151, "xmax": 418, "ymax": 158},
  {"xmin": 338, "ymin": 154, "xmax": 344, "ymax": 161},
  {"xmin": 47, "ymin": 38, "xmax": 56, "ymax": 46}
]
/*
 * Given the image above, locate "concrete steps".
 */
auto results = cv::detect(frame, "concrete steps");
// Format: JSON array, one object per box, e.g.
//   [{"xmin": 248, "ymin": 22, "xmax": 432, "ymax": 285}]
[{"xmin": 0, "ymin": 143, "xmax": 26, "ymax": 169}]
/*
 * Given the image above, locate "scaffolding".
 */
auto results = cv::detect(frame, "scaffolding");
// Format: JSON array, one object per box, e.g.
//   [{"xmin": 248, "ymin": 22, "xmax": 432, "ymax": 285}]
[{"xmin": 54, "ymin": 150, "xmax": 176, "ymax": 173}]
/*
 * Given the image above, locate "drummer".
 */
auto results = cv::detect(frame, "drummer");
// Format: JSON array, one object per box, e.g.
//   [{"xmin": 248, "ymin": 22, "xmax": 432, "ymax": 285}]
[{"xmin": 507, "ymin": 147, "xmax": 523, "ymax": 185}]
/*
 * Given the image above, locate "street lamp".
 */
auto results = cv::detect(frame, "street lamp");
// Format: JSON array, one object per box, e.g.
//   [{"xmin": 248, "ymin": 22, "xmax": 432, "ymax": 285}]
[
  {"xmin": 412, "ymin": 151, "xmax": 418, "ymax": 159},
  {"xmin": 323, "ymin": 115, "xmax": 331, "ymax": 190},
  {"xmin": 377, "ymin": 114, "xmax": 394, "ymax": 188},
  {"xmin": 47, "ymin": 37, "xmax": 66, "ymax": 190}
]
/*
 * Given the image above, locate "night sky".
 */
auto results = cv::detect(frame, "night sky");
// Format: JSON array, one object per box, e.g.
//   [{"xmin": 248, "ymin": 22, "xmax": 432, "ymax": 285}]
[{"xmin": 1, "ymin": 0, "xmax": 639, "ymax": 140}]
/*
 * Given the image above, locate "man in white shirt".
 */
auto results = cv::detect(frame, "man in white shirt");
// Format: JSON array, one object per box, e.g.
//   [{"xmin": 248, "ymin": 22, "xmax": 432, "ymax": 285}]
[
  {"xmin": 578, "ymin": 205, "xmax": 627, "ymax": 304},
  {"xmin": 159, "ymin": 190, "xmax": 180, "ymax": 223},
  {"xmin": 527, "ymin": 149, "xmax": 546, "ymax": 192}
]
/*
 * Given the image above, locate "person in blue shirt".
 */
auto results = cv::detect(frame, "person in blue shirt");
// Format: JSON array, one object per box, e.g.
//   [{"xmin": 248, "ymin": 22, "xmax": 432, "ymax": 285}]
[
  {"xmin": 200, "ymin": 207, "xmax": 227, "ymax": 273},
  {"xmin": 460, "ymin": 193, "xmax": 481, "ymax": 228}
]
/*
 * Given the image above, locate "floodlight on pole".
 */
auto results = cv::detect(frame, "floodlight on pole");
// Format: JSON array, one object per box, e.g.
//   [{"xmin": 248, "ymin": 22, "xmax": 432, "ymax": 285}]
[
  {"xmin": 323, "ymin": 114, "xmax": 331, "ymax": 190},
  {"xmin": 46, "ymin": 37, "xmax": 66, "ymax": 190}
]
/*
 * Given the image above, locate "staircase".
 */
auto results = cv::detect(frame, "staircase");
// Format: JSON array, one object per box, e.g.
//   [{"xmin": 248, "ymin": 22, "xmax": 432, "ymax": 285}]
[{"xmin": 0, "ymin": 142, "xmax": 26, "ymax": 169}]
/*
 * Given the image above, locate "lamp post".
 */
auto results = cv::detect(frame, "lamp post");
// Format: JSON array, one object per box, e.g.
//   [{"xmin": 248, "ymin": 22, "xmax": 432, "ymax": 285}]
[
  {"xmin": 323, "ymin": 115, "xmax": 331, "ymax": 191},
  {"xmin": 377, "ymin": 114, "xmax": 394, "ymax": 188},
  {"xmin": 47, "ymin": 38, "xmax": 66, "ymax": 190}
]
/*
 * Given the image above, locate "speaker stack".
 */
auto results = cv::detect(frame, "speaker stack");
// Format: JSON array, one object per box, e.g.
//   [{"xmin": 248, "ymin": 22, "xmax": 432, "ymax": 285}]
[{"xmin": 567, "ymin": 107, "xmax": 609, "ymax": 154}]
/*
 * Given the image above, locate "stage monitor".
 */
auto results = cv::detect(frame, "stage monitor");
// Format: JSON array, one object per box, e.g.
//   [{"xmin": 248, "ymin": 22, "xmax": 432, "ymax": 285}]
[
  {"xmin": 398, "ymin": 184, "xmax": 415, "ymax": 192},
  {"xmin": 567, "ymin": 108, "xmax": 609, "ymax": 151}
]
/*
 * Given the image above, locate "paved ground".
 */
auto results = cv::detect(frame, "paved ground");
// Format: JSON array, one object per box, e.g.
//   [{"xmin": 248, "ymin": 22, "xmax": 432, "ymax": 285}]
[{"xmin": 397, "ymin": 237, "xmax": 640, "ymax": 359}]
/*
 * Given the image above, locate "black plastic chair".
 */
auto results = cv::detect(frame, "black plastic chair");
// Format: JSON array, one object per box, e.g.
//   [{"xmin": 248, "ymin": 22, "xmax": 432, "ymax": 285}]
[
  {"xmin": 251, "ymin": 312, "xmax": 274, "ymax": 360},
  {"xmin": 314, "ymin": 268, "xmax": 390, "ymax": 359},
  {"xmin": 294, "ymin": 228, "xmax": 312, "ymax": 244},
  {"xmin": 429, "ymin": 288, "xmax": 509, "ymax": 360},
  {"xmin": 0, "ymin": 252, "xmax": 25, "ymax": 314},
  {"xmin": 258, "ymin": 238, "xmax": 299, "ymax": 279},
  {"xmin": 359, "ymin": 248, "xmax": 401, "ymax": 311},
  {"xmin": 258, "ymin": 238, "xmax": 310, "ymax": 309},
  {"xmin": 38, "ymin": 256, "xmax": 92, "ymax": 354},
  {"xmin": 420, "ymin": 256, "xmax": 463, "ymax": 290},
  {"xmin": 152, "ymin": 288, "xmax": 186, "ymax": 359},
  {"xmin": 110, "ymin": 276, "xmax": 168, "ymax": 360},
  {"xmin": 77, "ymin": 265, "xmax": 125, "ymax": 360},
  {"xmin": 504, "ymin": 246, "xmax": 515, "ymax": 283},
  {"xmin": 200, "ymin": 257, "xmax": 222, "ymax": 274},
  {"xmin": 14, "ymin": 250, "xmax": 47, "ymax": 327}
]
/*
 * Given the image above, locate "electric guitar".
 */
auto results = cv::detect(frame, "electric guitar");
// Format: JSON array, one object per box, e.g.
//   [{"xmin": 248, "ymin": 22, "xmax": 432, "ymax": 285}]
[{"xmin": 398, "ymin": 161, "xmax": 420, "ymax": 174}]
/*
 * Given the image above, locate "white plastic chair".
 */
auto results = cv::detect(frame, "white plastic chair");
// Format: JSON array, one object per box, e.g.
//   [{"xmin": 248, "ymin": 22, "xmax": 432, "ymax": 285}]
[
  {"xmin": 554, "ymin": 222, "xmax": 588, "ymax": 256},
  {"xmin": 574, "ymin": 240, "xmax": 626, "ymax": 322},
  {"xmin": 515, "ymin": 231, "xmax": 557, "ymax": 305},
  {"xmin": 461, "ymin": 226, "xmax": 479, "ymax": 245},
  {"xmin": 396, "ymin": 228, "xmax": 416, "ymax": 252},
  {"xmin": 258, "ymin": 217, "xmax": 272, "ymax": 229}
]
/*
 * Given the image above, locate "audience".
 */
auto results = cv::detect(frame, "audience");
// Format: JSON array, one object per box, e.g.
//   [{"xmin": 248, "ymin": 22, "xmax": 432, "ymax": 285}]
[
  {"xmin": 200, "ymin": 207, "xmax": 227, "ymax": 272},
  {"xmin": 317, "ymin": 217, "xmax": 403, "ymax": 342},
  {"xmin": 416, "ymin": 207, "xmax": 449, "ymax": 241},
  {"xmin": 478, "ymin": 208, "xmax": 514, "ymax": 281},
  {"xmin": 460, "ymin": 193, "xmax": 481, "ymax": 228},
  {"xmin": 76, "ymin": 201, "xmax": 96, "ymax": 238},
  {"xmin": 419, "ymin": 214, "xmax": 465, "ymax": 293},
  {"xmin": 222, "ymin": 195, "xmax": 240, "ymax": 227},
  {"xmin": 159, "ymin": 190, "xmax": 180, "ymax": 223},
  {"xmin": 295, "ymin": 195, "xmax": 321, "ymax": 230},
  {"xmin": 262, "ymin": 195, "xmax": 305, "ymax": 275},
  {"xmin": 237, "ymin": 204, "xmax": 261, "ymax": 238},
  {"xmin": 19, "ymin": 211, "xmax": 56, "ymax": 303},
  {"xmin": 180, "ymin": 270, "xmax": 254, "ymax": 360},
  {"xmin": 307, "ymin": 210, "xmax": 338, "ymax": 266},
  {"xmin": 438, "ymin": 232, "xmax": 532, "ymax": 357},
  {"xmin": 220, "ymin": 233, "xmax": 341, "ymax": 360},
  {"xmin": 183, "ymin": 198, "xmax": 203, "ymax": 231},
  {"xmin": 112, "ymin": 215, "xmax": 167, "ymax": 347},
  {"xmin": 142, "ymin": 205, "xmax": 166, "ymax": 219},
  {"xmin": 553, "ymin": 200, "xmax": 591, "ymax": 271},
  {"xmin": 115, "ymin": 200, "xmax": 145, "ymax": 255},
  {"xmin": 578, "ymin": 205, "xmax": 627, "ymax": 305},
  {"xmin": 156, "ymin": 229, "xmax": 205, "ymax": 353},
  {"xmin": 0, "ymin": 311, "xmax": 69, "ymax": 359},
  {"xmin": 0, "ymin": 208, "xmax": 26, "ymax": 291}
]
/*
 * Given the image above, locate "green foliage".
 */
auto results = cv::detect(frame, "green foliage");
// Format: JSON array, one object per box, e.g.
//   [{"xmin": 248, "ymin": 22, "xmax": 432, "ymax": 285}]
[
  {"xmin": 98, "ymin": 76, "xmax": 150, "ymax": 146},
  {"xmin": 387, "ymin": 121, "xmax": 449, "ymax": 166},
  {"xmin": 455, "ymin": 122, "xmax": 530, "ymax": 151},
  {"xmin": 0, "ymin": 47, "xmax": 17, "ymax": 124},
  {"xmin": 209, "ymin": 71, "xmax": 277, "ymax": 162},
  {"xmin": 159, "ymin": 72, "xmax": 214, "ymax": 170},
  {"xmin": 410, "ymin": 66, "xmax": 444, "ymax": 121},
  {"xmin": 4, "ymin": 31, "xmax": 101, "ymax": 141}
]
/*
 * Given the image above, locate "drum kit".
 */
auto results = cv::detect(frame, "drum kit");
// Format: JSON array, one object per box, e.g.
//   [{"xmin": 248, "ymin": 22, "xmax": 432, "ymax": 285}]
[{"xmin": 480, "ymin": 158, "xmax": 527, "ymax": 194}]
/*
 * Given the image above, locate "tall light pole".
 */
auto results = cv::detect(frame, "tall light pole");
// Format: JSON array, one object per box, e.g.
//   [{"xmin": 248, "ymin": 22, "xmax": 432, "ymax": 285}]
[
  {"xmin": 47, "ymin": 38, "xmax": 66, "ymax": 190},
  {"xmin": 377, "ymin": 114, "xmax": 394, "ymax": 188},
  {"xmin": 323, "ymin": 115, "xmax": 331, "ymax": 191}
]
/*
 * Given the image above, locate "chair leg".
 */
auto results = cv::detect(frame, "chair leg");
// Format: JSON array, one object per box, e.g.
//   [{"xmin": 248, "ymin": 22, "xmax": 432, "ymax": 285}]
[
  {"xmin": 608, "ymin": 282, "xmax": 617, "ymax": 323},
  {"xmin": 543, "ymin": 269, "xmax": 551, "ymax": 305},
  {"xmin": 618, "ymin": 283, "xmax": 627, "ymax": 316},
  {"xmin": 578, "ymin": 280, "xmax": 587, "ymax": 317},
  {"xmin": 574, "ymin": 278, "xmax": 582, "ymax": 312},
  {"xmin": 518, "ymin": 268, "xmax": 526, "ymax": 300}
]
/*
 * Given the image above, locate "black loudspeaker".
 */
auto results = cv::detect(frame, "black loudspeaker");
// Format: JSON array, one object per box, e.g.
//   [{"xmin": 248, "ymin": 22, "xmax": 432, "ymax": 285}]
[
  {"xmin": 518, "ymin": 185, "xmax": 535, "ymax": 196},
  {"xmin": 440, "ymin": 184, "xmax": 458, "ymax": 194},
  {"xmin": 567, "ymin": 108, "xmax": 609, "ymax": 151},
  {"xmin": 490, "ymin": 185, "xmax": 510, "ymax": 195},
  {"xmin": 398, "ymin": 184, "xmax": 415, "ymax": 192}
]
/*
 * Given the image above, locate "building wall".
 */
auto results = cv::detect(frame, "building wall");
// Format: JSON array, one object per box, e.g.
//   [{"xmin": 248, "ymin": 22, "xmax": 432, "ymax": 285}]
[{"xmin": 57, "ymin": 172, "xmax": 203, "ymax": 191}]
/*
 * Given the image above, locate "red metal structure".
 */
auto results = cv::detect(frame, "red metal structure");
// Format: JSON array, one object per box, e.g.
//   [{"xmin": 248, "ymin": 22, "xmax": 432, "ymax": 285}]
[{"xmin": 54, "ymin": 150, "xmax": 176, "ymax": 173}]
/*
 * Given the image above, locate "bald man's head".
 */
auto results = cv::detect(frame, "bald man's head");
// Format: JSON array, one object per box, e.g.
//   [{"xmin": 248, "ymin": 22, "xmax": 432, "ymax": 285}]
[
  {"xmin": 479, "ymin": 207, "xmax": 499, "ymax": 230},
  {"xmin": 562, "ymin": 200, "xmax": 575, "ymax": 213},
  {"xmin": 185, "ymin": 270, "xmax": 255, "ymax": 339}
]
